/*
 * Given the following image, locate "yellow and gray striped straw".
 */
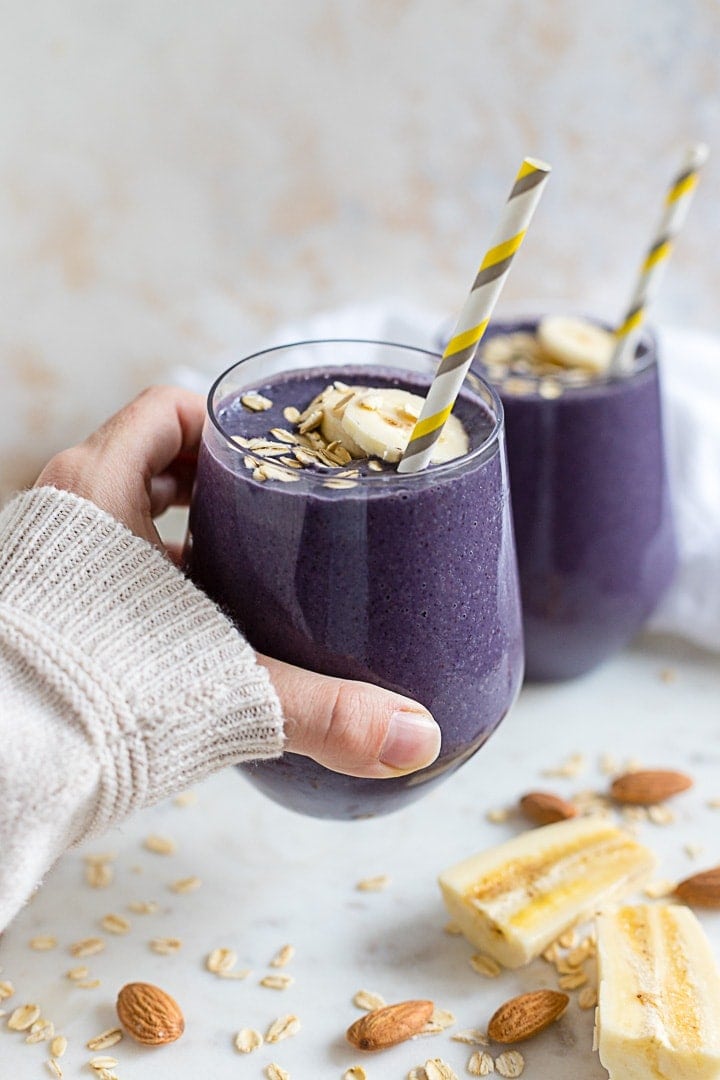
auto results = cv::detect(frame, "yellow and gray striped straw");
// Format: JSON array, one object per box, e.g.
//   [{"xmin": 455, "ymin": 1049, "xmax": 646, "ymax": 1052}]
[
  {"xmin": 397, "ymin": 157, "xmax": 551, "ymax": 474},
  {"xmin": 610, "ymin": 142, "xmax": 709, "ymax": 374}
]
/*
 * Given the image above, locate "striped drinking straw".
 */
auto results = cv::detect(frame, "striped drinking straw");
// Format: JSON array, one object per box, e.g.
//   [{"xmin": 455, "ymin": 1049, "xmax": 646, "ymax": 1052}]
[
  {"xmin": 610, "ymin": 142, "xmax": 709, "ymax": 375},
  {"xmin": 397, "ymin": 157, "xmax": 551, "ymax": 474}
]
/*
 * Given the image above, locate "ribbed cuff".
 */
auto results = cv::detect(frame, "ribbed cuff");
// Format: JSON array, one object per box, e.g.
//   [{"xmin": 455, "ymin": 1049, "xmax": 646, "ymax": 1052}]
[{"xmin": 0, "ymin": 487, "xmax": 284, "ymax": 834}]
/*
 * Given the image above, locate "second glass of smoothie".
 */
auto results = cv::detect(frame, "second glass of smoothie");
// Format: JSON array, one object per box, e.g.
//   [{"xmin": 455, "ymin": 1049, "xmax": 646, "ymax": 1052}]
[
  {"xmin": 187, "ymin": 339, "xmax": 524, "ymax": 819},
  {"xmin": 472, "ymin": 316, "xmax": 677, "ymax": 682}
]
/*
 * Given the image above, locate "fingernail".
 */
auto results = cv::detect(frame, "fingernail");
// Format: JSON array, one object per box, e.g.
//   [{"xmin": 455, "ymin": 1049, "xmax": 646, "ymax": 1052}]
[{"xmin": 379, "ymin": 711, "xmax": 441, "ymax": 771}]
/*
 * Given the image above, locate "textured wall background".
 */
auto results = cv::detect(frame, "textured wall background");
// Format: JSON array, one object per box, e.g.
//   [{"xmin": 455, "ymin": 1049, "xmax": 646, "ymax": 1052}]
[{"xmin": 1, "ymin": 0, "xmax": 718, "ymax": 495}]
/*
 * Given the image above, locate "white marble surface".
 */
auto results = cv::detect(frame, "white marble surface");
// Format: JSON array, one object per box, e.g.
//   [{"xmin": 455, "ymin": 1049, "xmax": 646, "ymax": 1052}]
[
  {"xmin": 2, "ymin": 632, "xmax": 719, "ymax": 1078},
  {"xmin": 1, "ymin": 1, "xmax": 719, "ymax": 498}
]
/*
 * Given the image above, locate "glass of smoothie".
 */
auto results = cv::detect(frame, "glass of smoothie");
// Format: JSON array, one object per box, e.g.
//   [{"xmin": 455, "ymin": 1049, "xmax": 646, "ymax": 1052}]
[
  {"xmin": 469, "ymin": 314, "xmax": 677, "ymax": 682},
  {"xmin": 187, "ymin": 338, "xmax": 524, "ymax": 819}
]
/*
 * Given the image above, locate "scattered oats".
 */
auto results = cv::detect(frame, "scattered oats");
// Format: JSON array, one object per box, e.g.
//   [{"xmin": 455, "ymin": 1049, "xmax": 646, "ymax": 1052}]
[
  {"xmin": 343, "ymin": 1068, "xmax": 368, "ymax": 1080},
  {"xmin": 85, "ymin": 862, "xmax": 114, "ymax": 888},
  {"xmin": 578, "ymin": 986, "xmax": 598, "ymax": 1009},
  {"xmin": 684, "ymin": 842, "xmax": 704, "ymax": 859},
  {"xmin": 425, "ymin": 1007, "xmax": 455, "ymax": 1033},
  {"xmin": 260, "ymin": 974, "xmax": 294, "ymax": 990},
  {"xmin": 235, "ymin": 1027, "xmax": 263, "ymax": 1053},
  {"xmin": 555, "ymin": 955, "xmax": 581, "ymax": 975},
  {"xmin": 451, "ymin": 1029, "xmax": 488, "ymax": 1046},
  {"xmin": 283, "ymin": 406, "xmax": 301, "ymax": 424},
  {"xmin": 70, "ymin": 937, "xmax": 105, "ymax": 958},
  {"xmin": 66, "ymin": 966, "xmax": 90, "ymax": 980},
  {"xmin": 101, "ymin": 913, "xmax": 131, "ymax": 935},
  {"xmin": 624, "ymin": 757, "xmax": 643, "ymax": 773},
  {"xmin": 170, "ymin": 875, "xmax": 202, "ymax": 893},
  {"xmin": 486, "ymin": 807, "xmax": 509, "ymax": 824},
  {"xmin": 86, "ymin": 1029, "xmax": 123, "ymax": 1051},
  {"xmin": 206, "ymin": 947, "xmax": 238, "ymax": 975},
  {"xmin": 444, "ymin": 920, "xmax": 463, "ymax": 936},
  {"xmin": 322, "ymin": 477, "xmax": 358, "ymax": 489},
  {"xmin": 89, "ymin": 1056, "xmax": 119, "ymax": 1070},
  {"xmin": 707, "ymin": 798, "xmax": 720, "ymax": 810},
  {"xmin": 8, "ymin": 1003, "xmax": 41, "ymax": 1030},
  {"xmin": 241, "ymin": 392, "xmax": 273, "ymax": 412},
  {"xmin": 173, "ymin": 790, "xmax": 198, "ymax": 807},
  {"xmin": 557, "ymin": 927, "xmax": 578, "ymax": 949},
  {"xmin": 292, "ymin": 447, "xmax": 320, "ymax": 466},
  {"xmin": 495, "ymin": 1050, "xmax": 525, "ymax": 1078},
  {"xmin": 356, "ymin": 874, "xmax": 390, "ymax": 892},
  {"xmin": 622, "ymin": 805, "xmax": 648, "ymax": 824},
  {"xmin": 599, "ymin": 753, "xmax": 620, "ymax": 776},
  {"xmin": 25, "ymin": 1019, "xmax": 54, "ymax": 1043},
  {"xmin": 258, "ymin": 462, "xmax": 300, "ymax": 483},
  {"xmin": 50, "ymin": 1035, "xmax": 67, "ymax": 1057},
  {"xmin": 220, "ymin": 968, "xmax": 252, "ymax": 980},
  {"xmin": 266, "ymin": 1065, "xmax": 290, "ymax": 1080},
  {"xmin": 542, "ymin": 752, "xmax": 586, "ymax": 778},
  {"xmin": 128, "ymin": 900, "xmax": 159, "ymax": 914},
  {"xmin": 567, "ymin": 940, "xmax": 593, "ymax": 966},
  {"xmin": 367, "ymin": 460, "xmax": 384, "ymax": 471},
  {"xmin": 265, "ymin": 1014, "xmax": 301, "ymax": 1043},
  {"xmin": 144, "ymin": 834, "xmax": 176, "ymax": 855},
  {"xmin": 76, "ymin": 979, "xmax": 101, "ymax": 990},
  {"xmin": 468, "ymin": 1051, "xmax": 495, "ymax": 1076},
  {"xmin": 542, "ymin": 942, "xmax": 560, "ymax": 964},
  {"xmin": 647, "ymin": 804, "xmax": 675, "ymax": 825},
  {"xmin": 270, "ymin": 428, "xmax": 299, "ymax": 444},
  {"xmin": 298, "ymin": 409, "xmax": 323, "ymax": 434},
  {"xmin": 643, "ymin": 878, "xmax": 676, "ymax": 899},
  {"xmin": 270, "ymin": 944, "xmax": 295, "ymax": 968},
  {"xmin": 424, "ymin": 1059, "xmax": 459, "ymax": 1080},
  {"xmin": 408, "ymin": 1070, "xmax": 428, "ymax": 1080},
  {"xmin": 150, "ymin": 937, "xmax": 183, "ymax": 955},
  {"xmin": 96, "ymin": 1071, "xmax": 119, "ymax": 1080},
  {"xmin": 253, "ymin": 466, "xmax": 267, "ymax": 481},
  {"xmin": 353, "ymin": 989, "xmax": 386, "ymax": 1011},
  {"xmin": 558, "ymin": 969, "xmax": 588, "ymax": 990},
  {"xmin": 469, "ymin": 953, "xmax": 502, "ymax": 977},
  {"xmin": 243, "ymin": 455, "xmax": 259, "ymax": 470},
  {"xmin": 538, "ymin": 378, "xmax": 563, "ymax": 399},
  {"xmin": 46, "ymin": 1060, "xmax": 63, "ymax": 1079},
  {"xmin": 0, "ymin": 981, "xmax": 14, "ymax": 1000},
  {"xmin": 28, "ymin": 934, "xmax": 57, "ymax": 951},
  {"xmin": 279, "ymin": 456, "xmax": 303, "ymax": 468},
  {"xmin": 659, "ymin": 667, "xmax": 677, "ymax": 684}
]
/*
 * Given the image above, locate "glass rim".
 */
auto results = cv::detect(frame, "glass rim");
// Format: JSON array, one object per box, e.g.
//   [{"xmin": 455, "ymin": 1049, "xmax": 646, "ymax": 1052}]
[{"xmin": 206, "ymin": 337, "xmax": 505, "ymax": 485}]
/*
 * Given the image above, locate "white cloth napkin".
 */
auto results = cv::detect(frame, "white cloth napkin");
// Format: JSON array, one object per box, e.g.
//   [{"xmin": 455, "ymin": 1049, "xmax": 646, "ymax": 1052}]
[{"xmin": 175, "ymin": 303, "xmax": 720, "ymax": 655}]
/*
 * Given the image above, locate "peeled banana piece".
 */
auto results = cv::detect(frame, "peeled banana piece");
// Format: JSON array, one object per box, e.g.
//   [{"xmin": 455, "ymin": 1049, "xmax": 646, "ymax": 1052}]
[
  {"xmin": 537, "ymin": 315, "xmax": 615, "ymax": 374},
  {"xmin": 596, "ymin": 904, "xmax": 720, "ymax": 1080},
  {"xmin": 341, "ymin": 387, "xmax": 468, "ymax": 464},
  {"xmin": 438, "ymin": 816, "xmax": 655, "ymax": 968}
]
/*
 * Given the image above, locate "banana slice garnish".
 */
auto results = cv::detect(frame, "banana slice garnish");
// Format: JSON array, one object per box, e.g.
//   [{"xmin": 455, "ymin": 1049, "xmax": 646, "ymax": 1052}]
[
  {"xmin": 537, "ymin": 315, "xmax": 615, "ymax": 374},
  {"xmin": 341, "ymin": 388, "xmax": 469, "ymax": 465}
]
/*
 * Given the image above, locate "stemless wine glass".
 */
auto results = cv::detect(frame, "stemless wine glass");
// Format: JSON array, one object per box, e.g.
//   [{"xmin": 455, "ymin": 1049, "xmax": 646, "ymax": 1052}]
[
  {"xmin": 475, "ymin": 317, "xmax": 677, "ymax": 681},
  {"xmin": 187, "ymin": 339, "xmax": 524, "ymax": 819}
]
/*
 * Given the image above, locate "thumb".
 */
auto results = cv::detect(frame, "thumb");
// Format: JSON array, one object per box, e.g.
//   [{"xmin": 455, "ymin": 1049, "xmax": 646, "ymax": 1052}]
[{"xmin": 257, "ymin": 655, "xmax": 441, "ymax": 779}]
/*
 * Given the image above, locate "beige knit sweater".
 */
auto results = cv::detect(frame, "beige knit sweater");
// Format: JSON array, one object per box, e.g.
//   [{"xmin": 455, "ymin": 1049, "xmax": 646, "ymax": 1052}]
[{"xmin": 0, "ymin": 487, "xmax": 284, "ymax": 930}]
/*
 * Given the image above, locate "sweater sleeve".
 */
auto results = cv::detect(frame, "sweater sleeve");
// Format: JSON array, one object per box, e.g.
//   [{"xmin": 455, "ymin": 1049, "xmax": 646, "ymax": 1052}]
[{"xmin": 0, "ymin": 486, "xmax": 285, "ymax": 930}]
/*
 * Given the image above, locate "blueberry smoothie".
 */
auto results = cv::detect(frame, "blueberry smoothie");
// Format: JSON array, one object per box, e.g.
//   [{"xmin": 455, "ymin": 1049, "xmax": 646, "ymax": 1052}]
[
  {"xmin": 475, "ymin": 317, "xmax": 677, "ymax": 681},
  {"xmin": 187, "ymin": 339, "xmax": 523, "ymax": 819}
]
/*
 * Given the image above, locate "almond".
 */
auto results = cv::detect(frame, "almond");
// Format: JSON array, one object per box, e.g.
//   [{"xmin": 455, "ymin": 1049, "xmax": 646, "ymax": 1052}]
[
  {"xmin": 519, "ymin": 791, "xmax": 577, "ymax": 826},
  {"xmin": 487, "ymin": 989, "xmax": 569, "ymax": 1044},
  {"xmin": 610, "ymin": 769, "xmax": 692, "ymax": 805},
  {"xmin": 674, "ymin": 867, "xmax": 720, "ymax": 908},
  {"xmin": 346, "ymin": 999, "xmax": 434, "ymax": 1051},
  {"xmin": 116, "ymin": 982, "xmax": 184, "ymax": 1045}
]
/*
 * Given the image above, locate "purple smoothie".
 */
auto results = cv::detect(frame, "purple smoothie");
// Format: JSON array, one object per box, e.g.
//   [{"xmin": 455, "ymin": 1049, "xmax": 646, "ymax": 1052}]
[
  {"xmin": 477, "ymin": 318, "xmax": 677, "ymax": 681},
  {"xmin": 187, "ymin": 339, "xmax": 523, "ymax": 819}
]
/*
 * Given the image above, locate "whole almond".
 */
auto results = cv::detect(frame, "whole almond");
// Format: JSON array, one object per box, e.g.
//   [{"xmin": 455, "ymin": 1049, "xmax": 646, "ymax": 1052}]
[
  {"xmin": 346, "ymin": 999, "xmax": 434, "ymax": 1051},
  {"xmin": 610, "ymin": 769, "xmax": 693, "ymax": 805},
  {"xmin": 116, "ymin": 982, "xmax": 184, "ymax": 1045},
  {"xmin": 487, "ymin": 989, "xmax": 569, "ymax": 1043},
  {"xmin": 519, "ymin": 791, "xmax": 577, "ymax": 826},
  {"xmin": 674, "ymin": 866, "xmax": 720, "ymax": 908}
]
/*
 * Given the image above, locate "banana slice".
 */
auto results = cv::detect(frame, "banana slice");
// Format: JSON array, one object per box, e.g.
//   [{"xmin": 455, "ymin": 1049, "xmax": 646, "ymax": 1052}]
[
  {"xmin": 537, "ymin": 315, "xmax": 615, "ymax": 374},
  {"xmin": 438, "ymin": 817, "xmax": 655, "ymax": 968},
  {"xmin": 317, "ymin": 386, "xmax": 367, "ymax": 458},
  {"xmin": 341, "ymin": 388, "xmax": 469, "ymax": 465},
  {"xmin": 596, "ymin": 904, "xmax": 720, "ymax": 1080}
]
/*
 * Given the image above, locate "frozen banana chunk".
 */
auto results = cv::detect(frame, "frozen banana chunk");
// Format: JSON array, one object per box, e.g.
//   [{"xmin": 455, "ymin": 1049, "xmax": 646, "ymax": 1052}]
[
  {"xmin": 438, "ymin": 816, "xmax": 655, "ymax": 968},
  {"xmin": 596, "ymin": 904, "xmax": 720, "ymax": 1080}
]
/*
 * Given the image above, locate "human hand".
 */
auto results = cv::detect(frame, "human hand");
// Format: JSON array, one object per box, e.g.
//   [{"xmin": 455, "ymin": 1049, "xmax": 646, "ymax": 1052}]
[
  {"xmin": 35, "ymin": 386, "xmax": 441, "ymax": 778},
  {"xmin": 35, "ymin": 385, "xmax": 204, "ymax": 560}
]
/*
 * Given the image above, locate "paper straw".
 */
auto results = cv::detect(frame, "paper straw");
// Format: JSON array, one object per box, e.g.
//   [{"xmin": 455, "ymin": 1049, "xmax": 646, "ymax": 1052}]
[
  {"xmin": 397, "ymin": 157, "xmax": 551, "ymax": 474},
  {"xmin": 610, "ymin": 142, "xmax": 709, "ymax": 374}
]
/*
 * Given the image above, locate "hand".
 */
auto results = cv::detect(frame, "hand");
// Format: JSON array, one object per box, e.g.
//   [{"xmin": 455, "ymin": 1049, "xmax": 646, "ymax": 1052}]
[{"xmin": 36, "ymin": 386, "xmax": 441, "ymax": 779}]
